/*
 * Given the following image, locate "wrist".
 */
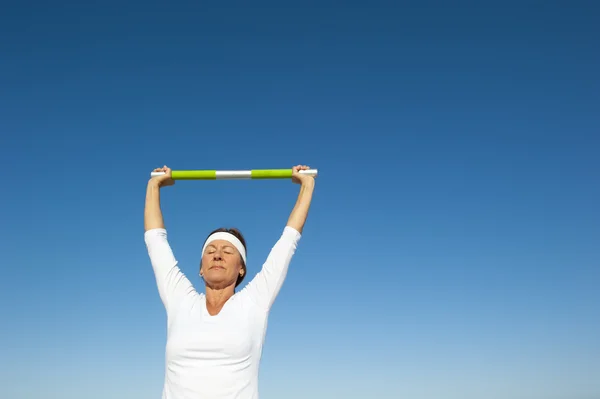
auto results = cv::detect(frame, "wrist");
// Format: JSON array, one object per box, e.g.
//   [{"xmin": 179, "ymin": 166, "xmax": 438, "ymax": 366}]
[
  {"xmin": 300, "ymin": 179, "xmax": 315, "ymax": 189},
  {"xmin": 148, "ymin": 180, "xmax": 161, "ymax": 189}
]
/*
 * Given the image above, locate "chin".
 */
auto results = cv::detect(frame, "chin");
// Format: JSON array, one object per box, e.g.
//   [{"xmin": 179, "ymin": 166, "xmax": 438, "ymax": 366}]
[{"xmin": 204, "ymin": 276, "xmax": 234, "ymax": 290}]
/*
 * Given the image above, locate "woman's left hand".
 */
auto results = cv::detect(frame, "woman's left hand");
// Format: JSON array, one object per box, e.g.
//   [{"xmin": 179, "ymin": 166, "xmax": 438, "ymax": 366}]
[{"xmin": 291, "ymin": 164, "xmax": 315, "ymax": 185}]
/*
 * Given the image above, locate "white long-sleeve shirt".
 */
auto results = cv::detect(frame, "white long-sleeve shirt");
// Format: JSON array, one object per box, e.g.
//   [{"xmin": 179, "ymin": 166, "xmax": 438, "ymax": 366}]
[{"xmin": 144, "ymin": 226, "xmax": 301, "ymax": 399}]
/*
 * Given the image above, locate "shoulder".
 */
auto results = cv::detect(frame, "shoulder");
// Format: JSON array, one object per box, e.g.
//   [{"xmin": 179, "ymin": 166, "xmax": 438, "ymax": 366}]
[{"xmin": 232, "ymin": 288, "xmax": 269, "ymax": 314}]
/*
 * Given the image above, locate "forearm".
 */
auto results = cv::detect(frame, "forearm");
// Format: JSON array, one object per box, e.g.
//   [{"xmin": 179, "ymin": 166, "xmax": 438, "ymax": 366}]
[
  {"xmin": 144, "ymin": 181, "xmax": 165, "ymax": 231},
  {"xmin": 286, "ymin": 180, "xmax": 315, "ymax": 234}
]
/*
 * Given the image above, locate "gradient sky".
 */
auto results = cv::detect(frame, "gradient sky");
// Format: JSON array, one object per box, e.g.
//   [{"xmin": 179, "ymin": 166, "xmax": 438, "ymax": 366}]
[{"xmin": 1, "ymin": 1, "xmax": 599, "ymax": 398}]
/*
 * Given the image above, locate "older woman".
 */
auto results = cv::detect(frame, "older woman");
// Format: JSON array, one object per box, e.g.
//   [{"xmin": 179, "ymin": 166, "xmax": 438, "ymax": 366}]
[{"xmin": 144, "ymin": 164, "xmax": 315, "ymax": 398}]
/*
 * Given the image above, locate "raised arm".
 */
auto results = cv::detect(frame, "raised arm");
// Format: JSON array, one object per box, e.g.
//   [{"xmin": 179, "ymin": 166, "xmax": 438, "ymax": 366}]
[
  {"xmin": 243, "ymin": 165, "xmax": 316, "ymax": 310},
  {"xmin": 286, "ymin": 165, "xmax": 316, "ymax": 233},
  {"xmin": 144, "ymin": 166, "xmax": 195, "ymax": 313}
]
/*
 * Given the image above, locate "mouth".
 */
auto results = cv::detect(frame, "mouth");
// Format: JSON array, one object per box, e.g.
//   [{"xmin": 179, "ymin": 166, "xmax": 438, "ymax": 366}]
[{"xmin": 210, "ymin": 266, "xmax": 225, "ymax": 270}]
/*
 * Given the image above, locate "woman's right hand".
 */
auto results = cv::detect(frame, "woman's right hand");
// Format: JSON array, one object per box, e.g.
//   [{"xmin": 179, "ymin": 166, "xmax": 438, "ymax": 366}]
[{"xmin": 149, "ymin": 165, "xmax": 175, "ymax": 188}]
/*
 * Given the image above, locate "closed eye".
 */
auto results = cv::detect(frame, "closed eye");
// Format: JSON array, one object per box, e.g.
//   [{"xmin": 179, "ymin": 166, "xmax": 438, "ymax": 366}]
[{"xmin": 205, "ymin": 246, "xmax": 234, "ymax": 255}]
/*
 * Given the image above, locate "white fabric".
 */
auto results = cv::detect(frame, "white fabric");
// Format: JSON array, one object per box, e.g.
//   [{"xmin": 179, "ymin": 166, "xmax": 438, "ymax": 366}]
[
  {"xmin": 201, "ymin": 231, "xmax": 247, "ymax": 264},
  {"xmin": 144, "ymin": 226, "xmax": 301, "ymax": 399}
]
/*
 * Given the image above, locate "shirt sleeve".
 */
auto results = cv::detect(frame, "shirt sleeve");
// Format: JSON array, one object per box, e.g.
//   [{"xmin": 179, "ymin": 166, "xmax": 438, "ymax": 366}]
[
  {"xmin": 144, "ymin": 228, "xmax": 196, "ymax": 313},
  {"xmin": 242, "ymin": 226, "xmax": 301, "ymax": 310}
]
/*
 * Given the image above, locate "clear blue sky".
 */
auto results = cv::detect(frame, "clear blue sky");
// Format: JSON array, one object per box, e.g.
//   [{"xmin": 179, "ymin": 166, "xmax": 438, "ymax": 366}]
[{"xmin": 1, "ymin": 1, "xmax": 599, "ymax": 398}]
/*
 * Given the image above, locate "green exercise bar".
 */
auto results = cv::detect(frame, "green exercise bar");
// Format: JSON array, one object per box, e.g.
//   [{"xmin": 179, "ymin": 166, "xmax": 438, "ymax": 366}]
[{"xmin": 150, "ymin": 168, "xmax": 318, "ymax": 180}]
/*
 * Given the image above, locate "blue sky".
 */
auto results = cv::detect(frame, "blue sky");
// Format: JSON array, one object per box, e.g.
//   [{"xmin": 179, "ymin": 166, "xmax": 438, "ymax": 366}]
[{"xmin": 1, "ymin": 1, "xmax": 599, "ymax": 398}]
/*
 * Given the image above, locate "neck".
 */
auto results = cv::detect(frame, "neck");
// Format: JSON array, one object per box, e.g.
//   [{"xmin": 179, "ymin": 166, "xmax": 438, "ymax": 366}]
[{"xmin": 205, "ymin": 284, "xmax": 235, "ymax": 314}]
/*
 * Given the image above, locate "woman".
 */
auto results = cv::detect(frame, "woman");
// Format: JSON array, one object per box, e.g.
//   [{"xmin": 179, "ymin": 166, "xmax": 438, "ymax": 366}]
[{"xmin": 144, "ymin": 164, "xmax": 315, "ymax": 399}]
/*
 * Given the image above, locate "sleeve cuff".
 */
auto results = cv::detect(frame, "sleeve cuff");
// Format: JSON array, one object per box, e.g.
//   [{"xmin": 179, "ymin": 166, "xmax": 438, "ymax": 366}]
[
  {"xmin": 144, "ymin": 228, "xmax": 167, "ymax": 239},
  {"xmin": 283, "ymin": 225, "xmax": 302, "ymax": 241}
]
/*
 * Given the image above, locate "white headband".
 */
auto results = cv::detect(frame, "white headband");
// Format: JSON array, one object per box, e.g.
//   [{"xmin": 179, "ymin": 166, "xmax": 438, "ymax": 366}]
[{"xmin": 202, "ymin": 232, "xmax": 247, "ymax": 264}]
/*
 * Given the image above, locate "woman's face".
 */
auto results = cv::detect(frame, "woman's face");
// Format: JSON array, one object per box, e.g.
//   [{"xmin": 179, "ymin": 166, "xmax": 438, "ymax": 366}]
[{"xmin": 200, "ymin": 240, "xmax": 244, "ymax": 289}]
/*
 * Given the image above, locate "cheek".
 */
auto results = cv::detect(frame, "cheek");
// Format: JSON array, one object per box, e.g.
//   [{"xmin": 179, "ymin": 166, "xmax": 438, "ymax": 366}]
[
  {"xmin": 200, "ymin": 255, "xmax": 209, "ymax": 269},
  {"xmin": 225, "ymin": 255, "xmax": 240, "ymax": 268}
]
